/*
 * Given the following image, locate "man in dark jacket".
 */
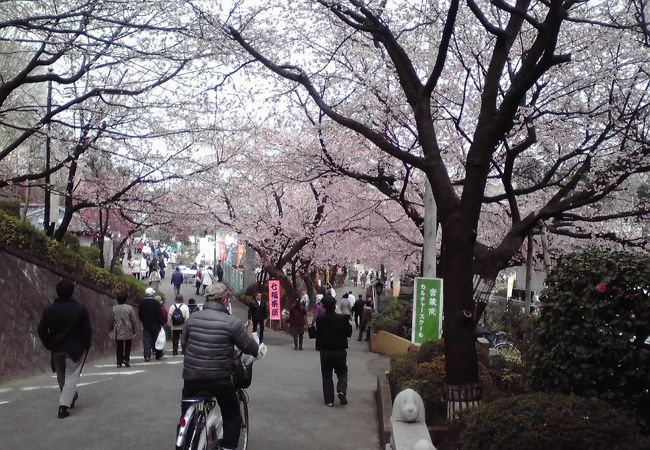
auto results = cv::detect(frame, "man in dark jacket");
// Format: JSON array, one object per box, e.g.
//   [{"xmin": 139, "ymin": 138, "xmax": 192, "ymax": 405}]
[
  {"xmin": 247, "ymin": 291, "xmax": 268, "ymax": 343},
  {"xmin": 138, "ymin": 287, "xmax": 164, "ymax": 362},
  {"xmin": 315, "ymin": 294, "xmax": 353, "ymax": 407},
  {"xmin": 181, "ymin": 283, "xmax": 262, "ymax": 450},
  {"xmin": 216, "ymin": 261, "xmax": 224, "ymax": 282},
  {"xmin": 37, "ymin": 279, "xmax": 92, "ymax": 419},
  {"xmin": 171, "ymin": 267, "xmax": 184, "ymax": 295}
]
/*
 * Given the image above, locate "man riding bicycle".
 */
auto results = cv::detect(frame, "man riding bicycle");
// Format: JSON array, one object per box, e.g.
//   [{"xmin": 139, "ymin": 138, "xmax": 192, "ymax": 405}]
[{"xmin": 180, "ymin": 282, "xmax": 262, "ymax": 450}]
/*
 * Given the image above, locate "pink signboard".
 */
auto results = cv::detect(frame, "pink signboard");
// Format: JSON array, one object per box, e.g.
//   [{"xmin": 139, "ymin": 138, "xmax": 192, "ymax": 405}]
[{"xmin": 267, "ymin": 280, "xmax": 281, "ymax": 320}]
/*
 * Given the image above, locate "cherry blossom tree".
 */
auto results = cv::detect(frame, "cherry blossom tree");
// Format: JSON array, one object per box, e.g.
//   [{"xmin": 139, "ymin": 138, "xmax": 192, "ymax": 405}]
[{"xmin": 189, "ymin": 0, "xmax": 650, "ymax": 408}]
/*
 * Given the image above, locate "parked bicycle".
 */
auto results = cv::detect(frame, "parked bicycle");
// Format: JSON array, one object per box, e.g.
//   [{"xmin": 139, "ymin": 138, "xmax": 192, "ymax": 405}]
[{"xmin": 476, "ymin": 330, "xmax": 521, "ymax": 360}]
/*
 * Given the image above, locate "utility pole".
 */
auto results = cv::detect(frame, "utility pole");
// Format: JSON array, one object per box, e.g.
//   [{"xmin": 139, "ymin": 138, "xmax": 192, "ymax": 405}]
[
  {"xmin": 422, "ymin": 181, "xmax": 437, "ymax": 278},
  {"xmin": 43, "ymin": 68, "xmax": 53, "ymax": 235}
]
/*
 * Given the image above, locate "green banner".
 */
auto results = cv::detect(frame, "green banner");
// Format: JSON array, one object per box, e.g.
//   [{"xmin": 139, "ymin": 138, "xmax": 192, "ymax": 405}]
[{"xmin": 412, "ymin": 277, "xmax": 443, "ymax": 344}]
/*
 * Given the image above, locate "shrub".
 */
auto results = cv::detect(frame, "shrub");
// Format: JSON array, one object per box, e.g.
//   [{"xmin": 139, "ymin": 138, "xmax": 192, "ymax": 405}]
[
  {"xmin": 416, "ymin": 339, "xmax": 445, "ymax": 363},
  {"xmin": 456, "ymin": 393, "xmax": 638, "ymax": 450},
  {"xmin": 0, "ymin": 198, "xmax": 20, "ymax": 217},
  {"xmin": 529, "ymin": 250, "xmax": 650, "ymax": 430},
  {"xmin": 390, "ymin": 349, "xmax": 494, "ymax": 427},
  {"xmin": 388, "ymin": 352, "xmax": 418, "ymax": 395},
  {"xmin": 370, "ymin": 296, "xmax": 412, "ymax": 339},
  {"xmin": 61, "ymin": 232, "xmax": 81, "ymax": 252},
  {"xmin": 78, "ymin": 245, "xmax": 101, "ymax": 266},
  {"xmin": 0, "ymin": 210, "xmax": 143, "ymax": 301},
  {"xmin": 417, "ymin": 338, "xmax": 490, "ymax": 368},
  {"xmin": 487, "ymin": 355, "xmax": 530, "ymax": 398}
]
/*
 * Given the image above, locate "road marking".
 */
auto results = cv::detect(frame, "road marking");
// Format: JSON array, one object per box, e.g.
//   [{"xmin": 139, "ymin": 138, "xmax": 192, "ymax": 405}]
[
  {"xmin": 21, "ymin": 378, "xmax": 113, "ymax": 391},
  {"xmin": 81, "ymin": 370, "xmax": 146, "ymax": 376},
  {"xmin": 0, "ymin": 388, "xmax": 12, "ymax": 394},
  {"xmin": 0, "ymin": 401, "xmax": 9, "ymax": 405}
]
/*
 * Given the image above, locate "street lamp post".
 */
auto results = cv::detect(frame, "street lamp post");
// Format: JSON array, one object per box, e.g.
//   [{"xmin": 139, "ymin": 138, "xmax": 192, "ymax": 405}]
[{"xmin": 43, "ymin": 68, "xmax": 54, "ymax": 235}]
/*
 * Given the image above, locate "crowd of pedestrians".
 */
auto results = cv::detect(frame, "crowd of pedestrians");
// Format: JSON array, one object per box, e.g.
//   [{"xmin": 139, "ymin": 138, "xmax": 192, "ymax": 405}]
[{"xmin": 37, "ymin": 255, "xmax": 380, "ymax": 421}]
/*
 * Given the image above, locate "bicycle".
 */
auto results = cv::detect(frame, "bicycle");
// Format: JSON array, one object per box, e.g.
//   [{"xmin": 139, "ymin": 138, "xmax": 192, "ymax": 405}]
[
  {"xmin": 175, "ymin": 387, "xmax": 249, "ymax": 450},
  {"xmin": 476, "ymin": 330, "xmax": 521, "ymax": 360},
  {"xmin": 176, "ymin": 340, "xmax": 264, "ymax": 450}
]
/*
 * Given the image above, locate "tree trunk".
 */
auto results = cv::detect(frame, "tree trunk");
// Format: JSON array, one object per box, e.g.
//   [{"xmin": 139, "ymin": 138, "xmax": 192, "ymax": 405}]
[{"xmin": 441, "ymin": 218, "xmax": 481, "ymax": 418}]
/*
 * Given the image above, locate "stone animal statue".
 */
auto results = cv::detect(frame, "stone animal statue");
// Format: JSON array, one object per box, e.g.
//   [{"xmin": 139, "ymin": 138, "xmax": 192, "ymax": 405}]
[{"xmin": 391, "ymin": 388, "xmax": 426, "ymax": 423}]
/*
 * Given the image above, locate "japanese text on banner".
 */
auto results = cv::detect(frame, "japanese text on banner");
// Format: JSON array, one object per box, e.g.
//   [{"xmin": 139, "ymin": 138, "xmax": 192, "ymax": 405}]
[
  {"xmin": 267, "ymin": 280, "xmax": 281, "ymax": 320},
  {"xmin": 411, "ymin": 277, "xmax": 443, "ymax": 344}
]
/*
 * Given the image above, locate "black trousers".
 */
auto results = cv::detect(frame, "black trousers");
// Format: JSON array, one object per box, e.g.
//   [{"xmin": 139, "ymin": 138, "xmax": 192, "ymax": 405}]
[
  {"xmin": 182, "ymin": 380, "xmax": 241, "ymax": 449},
  {"xmin": 116, "ymin": 339, "xmax": 132, "ymax": 365},
  {"xmin": 171, "ymin": 330, "xmax": 182, "ymax": 355},
  {"xmin": 319, "ymin": 350, "xmax": 348, "ymax": 404},
  {"xmin": 252, "ymin": 319, "xmax": 265, "ymax": 343}
]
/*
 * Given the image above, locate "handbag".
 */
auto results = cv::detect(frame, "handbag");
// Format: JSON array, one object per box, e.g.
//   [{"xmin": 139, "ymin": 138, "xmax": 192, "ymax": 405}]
[
  {"xmin": 307, "ymin": 322, "xmax": 317, "ymax": 339},
  {"xmin": 233, "ymin": 352, "xmax": 252, "ymax": 389},
  {"xmin": 155, "ymin": 327, "xmax": 166, "ymax": 350}
]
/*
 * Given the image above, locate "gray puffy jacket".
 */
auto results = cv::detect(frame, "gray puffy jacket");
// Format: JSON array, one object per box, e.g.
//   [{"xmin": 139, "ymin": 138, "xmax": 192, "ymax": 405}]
[{"xmin": 181, "ymin": 301, "xmax": 259, "ymax": 382}]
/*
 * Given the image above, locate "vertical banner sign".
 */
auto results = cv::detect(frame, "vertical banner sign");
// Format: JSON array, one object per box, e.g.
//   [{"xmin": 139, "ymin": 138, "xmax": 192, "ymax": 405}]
[
  {"xmin": 412, "ymin": 277, "xmax": 444, "ymax": 344},
  {"xmin": 268, "ymin": 280, "xmax": 281, "ymax": 321}
]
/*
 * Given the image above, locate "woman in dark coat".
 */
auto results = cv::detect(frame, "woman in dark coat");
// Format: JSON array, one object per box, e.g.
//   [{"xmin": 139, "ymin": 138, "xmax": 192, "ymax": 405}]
[{"xmin": 288, "ymin": 300, "xmax": 308, "ymax": 350}]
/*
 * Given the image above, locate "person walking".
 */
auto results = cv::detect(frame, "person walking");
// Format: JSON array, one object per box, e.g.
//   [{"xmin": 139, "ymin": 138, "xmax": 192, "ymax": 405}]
[
  {"xmin": 138, "ymin": 287, "xmax": 164, "ymax": 362},
  {"xmin": 338, "ymin": 293, "xmax": 352, "ymax": 320},
  {"xmin": 180, "ymin": 283, "xmax": 264, "ymax": 450},
  {"xmin": 37, "ymin": 279, "xmax": 92, "ymax": 419},
  {"xmin": 157, "ymin": 296, "xmax": 168, "ymax": 360},
  {"xmin": 216, "ymin": 260, "xmax": 224, "ymax": 282},
  {"xmin": 353, "ymin": 294, "xmax": 365, "ymax": 330},
  {"xmin": 312, "ymin": 294, "xmax": 325, "ymax": 320},
  {"xmin": 315, "ymin": 294, "xmax": 352, "ymax": 407},
  {"xmin": 187, "ymin": 298, "xmax": 199, "ymax": 314},
  {"xmin": 201, "ymin": 265, "xmax": 213, "ymax": 295},
  {"xmin": 248, "ymin": 291, "xmax": 267, "ymax": 344},
  {"xmin": 288, "ymin": 300, "xmax": 308, "ymax": 350},
  {"xmin": 357, "ymin": 299, "xmax": 374, "ymax": 342},
  {"xmin": 109, "ymin": 292, "xmax": 139, "ymax": 368},
  {"xmin": 149, "ymin": 265, "xmax": 161, "ymax": 290},
  {"xmin": 194, "ymin": 265, "xmax": 203, "ymax": 295},
  {"xmin": 168, "ymin": 294, "xmax": 190, "ymax": 356},
  {"xmin": 171, "ymin": 266, "xmax": 184, "ymax": 295},
  {"xmin": 139, "ymin": 256, "xmax": 149, "ymax": 280}
]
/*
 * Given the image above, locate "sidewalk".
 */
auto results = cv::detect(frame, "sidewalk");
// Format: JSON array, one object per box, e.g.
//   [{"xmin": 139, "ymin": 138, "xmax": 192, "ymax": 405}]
[{"xmin": 139, "ymin": 270, "xmax": 391, "ymax": 449}]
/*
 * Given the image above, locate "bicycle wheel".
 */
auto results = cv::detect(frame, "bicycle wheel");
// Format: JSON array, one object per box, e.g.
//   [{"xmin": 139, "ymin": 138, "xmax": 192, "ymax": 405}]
[
  {"xmin": 236, "ymin": 390, "xmax": 249, "ymax": 450},
  {"xmin": 189, "ymin": 411, "xmax": 208, "ymax": 450},
  {"xmin": 494, "ymin": 342, "xmax": 520, "ymax": 360}
]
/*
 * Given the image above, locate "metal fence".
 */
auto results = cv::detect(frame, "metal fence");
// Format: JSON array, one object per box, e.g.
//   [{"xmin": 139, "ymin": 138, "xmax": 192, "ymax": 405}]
[
  {"xmin": 224, "ymin": 265, "xmax": 244, "ymax": 293},
  {"xmin": 481, "ymin": 295, "xmax": 528, "ymax": 328}
]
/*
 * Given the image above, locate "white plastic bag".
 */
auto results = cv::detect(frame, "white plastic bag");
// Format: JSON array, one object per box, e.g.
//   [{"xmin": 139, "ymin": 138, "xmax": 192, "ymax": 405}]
[{"xmin": 155, "ymin": 327, "xmax": 166, "ymax": 351}]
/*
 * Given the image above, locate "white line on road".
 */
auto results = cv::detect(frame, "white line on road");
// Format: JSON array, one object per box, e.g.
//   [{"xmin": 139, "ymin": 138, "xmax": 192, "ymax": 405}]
[
  {"xmin": 81, "ymin": 370, "xmax": 146, "ymax": 376},
  {"xmin": 0, "ymin": 401, "xmax": 10, "ymax": 405},
  {"xmin": 0, "ymin": 388, "xmax": 12, "ymax": 394}
]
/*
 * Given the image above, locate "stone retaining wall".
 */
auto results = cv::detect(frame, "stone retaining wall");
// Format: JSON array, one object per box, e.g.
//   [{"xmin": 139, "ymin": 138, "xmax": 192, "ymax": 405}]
[{"xmin": 0, "ymin": 249, "xmax": 138, "ymax": 381}]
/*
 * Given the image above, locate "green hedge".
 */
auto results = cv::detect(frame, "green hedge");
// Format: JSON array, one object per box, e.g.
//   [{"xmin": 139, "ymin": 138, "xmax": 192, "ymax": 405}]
[
  {"xmin": 0, "ymin": 197, "xmax": 21, "ymax": 217},
  {"xmin": 0, "ymin": 210, "xmax": 144, "ymax": 303},
  {"xmin": 530, "ymin": 250, "xmax": 650, "ymax": 431},
  {"xmin": 455, "ymin": 393, "xmax": 638, "ymax": 450},
  {"xmin": 370, "ymin": 296, "xmax": 412, "ymax": 339}
]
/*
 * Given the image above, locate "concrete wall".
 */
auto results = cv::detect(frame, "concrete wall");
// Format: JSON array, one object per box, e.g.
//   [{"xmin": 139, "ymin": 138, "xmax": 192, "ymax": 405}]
[{"xmin": 0, "ymin": 248, "xmax": 137, "ymax": 381}]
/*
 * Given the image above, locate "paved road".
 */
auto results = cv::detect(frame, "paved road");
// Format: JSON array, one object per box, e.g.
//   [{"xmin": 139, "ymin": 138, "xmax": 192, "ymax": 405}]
[{"xmin": 0, "ymin": 274, "xmax": 388, "ymax": 449}]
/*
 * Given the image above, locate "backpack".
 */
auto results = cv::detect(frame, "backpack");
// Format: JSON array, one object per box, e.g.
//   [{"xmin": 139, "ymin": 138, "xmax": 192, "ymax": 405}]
[{"xmin": 171, "ymin": 305, "xmax": 185, "ymax": 326}]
